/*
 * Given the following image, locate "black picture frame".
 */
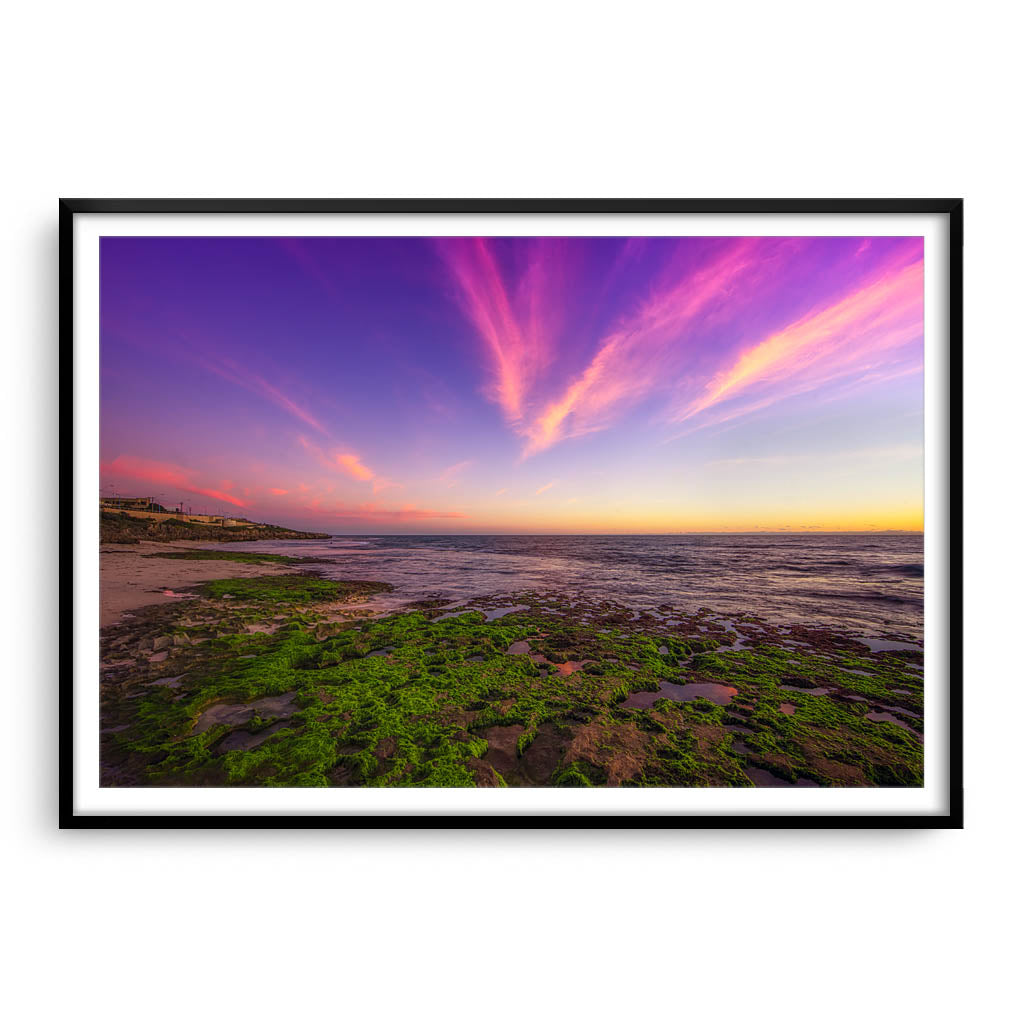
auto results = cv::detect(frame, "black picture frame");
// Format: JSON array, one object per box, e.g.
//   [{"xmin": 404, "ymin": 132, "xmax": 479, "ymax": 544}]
[{"xmin": 60, "ymin": 197, "xmax": 963, "ymax": 829}]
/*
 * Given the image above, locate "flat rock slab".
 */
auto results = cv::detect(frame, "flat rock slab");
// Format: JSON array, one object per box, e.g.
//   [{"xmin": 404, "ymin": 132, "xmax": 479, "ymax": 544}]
[{"xmin": 190, "ymin": 692, "xmax": 299, "ymax": 736}]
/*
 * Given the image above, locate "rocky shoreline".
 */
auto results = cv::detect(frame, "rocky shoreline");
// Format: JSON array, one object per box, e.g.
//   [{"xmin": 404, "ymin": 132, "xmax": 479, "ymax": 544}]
[
  {"xmin": 100, "ymin": 510, "xmax": 330, "ymax": 545},
  {"xmin": 99, "ymin": 546, "xmax": 924, "ymax": 788}
]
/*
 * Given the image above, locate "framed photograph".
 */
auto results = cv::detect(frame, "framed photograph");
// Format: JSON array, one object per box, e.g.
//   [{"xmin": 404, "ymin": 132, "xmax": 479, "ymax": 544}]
[{"xmin": 63, "ymin": 198, "xmax": 962, "ymax": 827}]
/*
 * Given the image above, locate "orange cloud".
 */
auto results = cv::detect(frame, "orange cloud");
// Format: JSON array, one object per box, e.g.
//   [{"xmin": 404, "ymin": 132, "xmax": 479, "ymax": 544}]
[
  {"xmin": 535, "ymin": 480, "xmax": 557, "ymax": 495},
  {"xmin": 335, "ymin": 453, "xmax": 374, "ymax": 481},
  {"xmin": 298, "ymin": 436, "xmax": 384, "ymax": 487},
  {"xmin": 101, "ymin": 455, "xmax": 247, "ymax": 508},
  {"xmin": 269, "ymin": 487, "xmax": 289, "ymax": 496}
]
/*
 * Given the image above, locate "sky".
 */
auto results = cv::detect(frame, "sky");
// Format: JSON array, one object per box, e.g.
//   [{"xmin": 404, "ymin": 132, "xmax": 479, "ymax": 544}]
[{"xmin": 99, "ymin": 235, "xmax": 924, "ymax": 534}]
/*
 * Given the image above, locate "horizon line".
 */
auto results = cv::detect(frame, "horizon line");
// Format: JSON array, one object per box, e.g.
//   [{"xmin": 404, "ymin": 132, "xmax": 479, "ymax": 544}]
[{"xmin": 312, "ymin": 529, "xmax": 924, "ymax": 537}]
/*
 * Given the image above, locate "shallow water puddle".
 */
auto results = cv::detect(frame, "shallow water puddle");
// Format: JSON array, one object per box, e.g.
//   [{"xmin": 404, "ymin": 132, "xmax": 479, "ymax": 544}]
[
  {"xmin": 857, "ymin": 637, "xmax": 923, "ymax": 654},
  {"xmin": 716, "ymin": 636, "xmax": 750, "ymax": 652},
  {"xmin": 779, "ymin": 702, "xmax": 797, "ymax": 715},
  {"xmin": 506, "ymin": 640, "xmax": 531, "ymax": 655},
  {"xmin": 745, "ymin": 766, "xmax": 819, "ymax": 788},
  {"xmin": 552, "ymin": 660, "xmax": 590, "ymax": 676},
  {"xmin": 483, "ymin": 605, "xmax": 529, "ymax": 621},
  {"xmin": 432, "ymin": 609, "xmax": 474, "ymax": 622},
  {"xmin": 865, "ymin": 711, "xmax": 922, "ymax": 738},
  {"xmin": 620, "ymin": 680, "xmax": 737, "ymax": 710},
  {"xmin": 874, "ymin": 702, "xmax": 921, "ymax": 719},
  {"xmin": 147, "ymin": 674, "xmax": 187, "ymax": 688},
  {"xmin": 214, "ymin": 720, "xmax": 291, "ymax": 754}
]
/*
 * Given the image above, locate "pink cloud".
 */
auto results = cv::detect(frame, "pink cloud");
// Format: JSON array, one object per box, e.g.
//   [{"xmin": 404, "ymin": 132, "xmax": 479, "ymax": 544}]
[
  {"xmin": 520, "ymin": 239, "xmax": 762, "ymax": 455},
  {"xmin": 535, "ymin": 480, "xmax": 557, "ymax": 495},
  {"xmin": 437, "ymin": 238, "xmax": 564, "ymax": 425},
  {"xmin": 101, "ymin": 455, "xmax": 247, "ymax": 508},
  {"xmin": 269, "ymin": 487, "xmax": 289, "ymax": 496},
  {"xmin": 199, "ymin": 355, "xmax": 329, "ymax": 435},
  {"xmin": 439, "ymin": 459, "xmax": 473, "ymax": 487},
  {"xmin": 306, "ymin": 501, "xmax": 466, "ymax": 523},
  {"xmin": 675, "ymin": 250, "xmax": 923, "ymax": 428}
]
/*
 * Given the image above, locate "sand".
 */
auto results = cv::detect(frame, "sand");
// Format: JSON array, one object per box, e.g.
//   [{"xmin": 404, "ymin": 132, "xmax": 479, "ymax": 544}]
[{"xmin": 100, "ymin": 541, "xmax": 298, "ymax": 628}]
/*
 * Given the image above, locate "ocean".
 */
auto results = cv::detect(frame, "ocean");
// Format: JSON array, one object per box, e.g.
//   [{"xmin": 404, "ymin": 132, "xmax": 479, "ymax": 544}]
[{"xmin": 223, "ymin": 533, "xmax": 924, "ymax": 639}]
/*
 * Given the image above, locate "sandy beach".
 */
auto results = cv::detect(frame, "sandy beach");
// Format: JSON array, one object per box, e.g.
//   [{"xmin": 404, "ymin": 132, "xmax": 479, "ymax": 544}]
[{"xmin": 100, "ymin": 541, "xmax": 299, "ymax": 627}]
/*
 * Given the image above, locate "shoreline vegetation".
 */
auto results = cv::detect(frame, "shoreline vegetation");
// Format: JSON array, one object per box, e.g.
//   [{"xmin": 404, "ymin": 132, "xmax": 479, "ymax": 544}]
[
  {"xmin": 100, "ymin": 510, "xmax": 330, "ymax": 545},
  {"xmin": 99, "ymin": 543, "xmax": 924, "ymax": 789}
]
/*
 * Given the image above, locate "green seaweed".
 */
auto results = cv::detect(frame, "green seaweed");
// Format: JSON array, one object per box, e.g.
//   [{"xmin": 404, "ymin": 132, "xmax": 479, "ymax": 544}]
[{"xmin": 99, "ymin": 582, "xmax": 923, "ymax": 790}]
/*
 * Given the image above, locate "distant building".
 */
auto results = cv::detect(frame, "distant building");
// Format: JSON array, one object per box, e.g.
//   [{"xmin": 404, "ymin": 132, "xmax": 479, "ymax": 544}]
[
  {"xmin": 101, "ymin": 496, "xmax": 167, "ymax": 512},
  {"xmin": 100, "ymin": 495, "xmax": 253, "ymax": 528}
]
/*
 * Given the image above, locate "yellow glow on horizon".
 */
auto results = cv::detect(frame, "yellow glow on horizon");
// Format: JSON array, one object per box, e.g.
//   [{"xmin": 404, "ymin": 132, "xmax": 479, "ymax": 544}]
[{"xmin": 446, "ymin": 499, "xmax": 923, "ymax": 534}]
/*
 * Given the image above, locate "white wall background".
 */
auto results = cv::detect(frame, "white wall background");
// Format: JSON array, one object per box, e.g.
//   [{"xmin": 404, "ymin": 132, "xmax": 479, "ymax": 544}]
[{"xmin": 3, "ymin": 3, "xmax": 1018, "ymax": 1022}]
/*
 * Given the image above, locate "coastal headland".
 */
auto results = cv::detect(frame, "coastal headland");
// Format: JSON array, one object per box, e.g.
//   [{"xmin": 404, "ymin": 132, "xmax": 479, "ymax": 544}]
[{"xmin": 99, "ymin": 541, "xmax": 924, "ymax": 789}]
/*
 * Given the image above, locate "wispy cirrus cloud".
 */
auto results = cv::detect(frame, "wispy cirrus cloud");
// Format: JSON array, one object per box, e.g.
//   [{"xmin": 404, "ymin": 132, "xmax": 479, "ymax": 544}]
[
  {"xmin": 101, "ymin": 455, "xmax": 247, "ymax": 508},
  {"xmin": 535, "ymin": 480, "xmax": 557, "ymax": 495},
  {"xmin": 440, "ymin": 236, "xmax": 924, "ymax": 461},
  {"xmin": 441, "ymin": 236, "xmax": 768, "ymax": 458},
  {"xmin": 199, "ymin": 354, "xmax": 329, "ymax": 435},
  {"xmin": 675, "ymin": 248, "xmax": 923, "ymax": 429},
  {"xmin": 439, "ymin": 459, "xmax": 473, "ymax": 486},
  {"xmin": 305, "ymin": 500, "xmax": 466, "ymax": 523},
  {"xmin": 520, "ymin": 239, "xmax": 762, "ymax": 456},
  {"xmin": 437, "ymin": 237, "xmax": 564, "ymax": 425}
]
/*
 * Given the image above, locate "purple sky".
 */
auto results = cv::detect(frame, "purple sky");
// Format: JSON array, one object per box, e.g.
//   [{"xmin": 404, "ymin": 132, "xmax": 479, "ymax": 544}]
[{"xmin": 100, "ymin": 235, "xmax": 924, "ymax": 533}]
